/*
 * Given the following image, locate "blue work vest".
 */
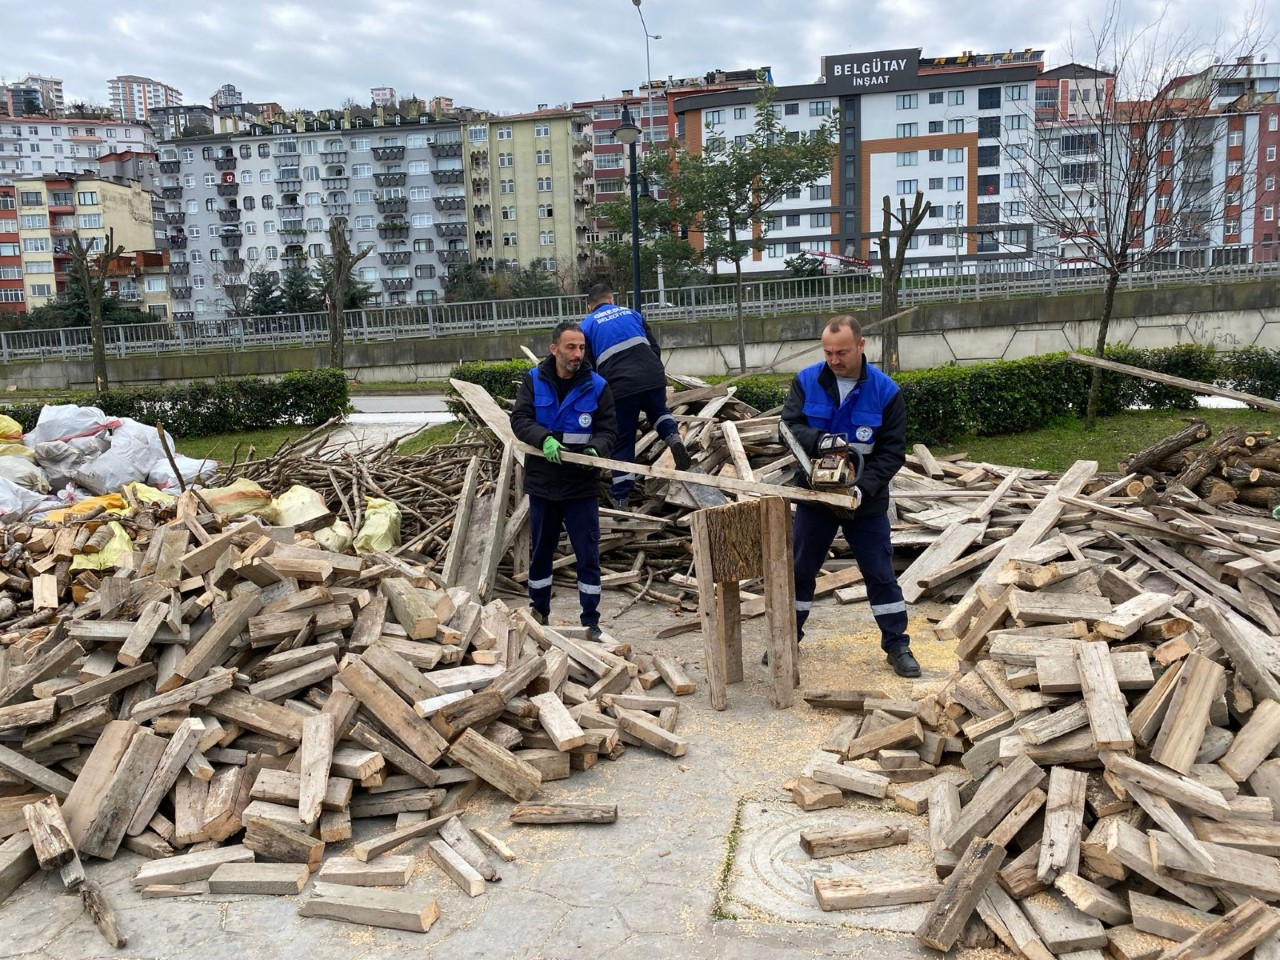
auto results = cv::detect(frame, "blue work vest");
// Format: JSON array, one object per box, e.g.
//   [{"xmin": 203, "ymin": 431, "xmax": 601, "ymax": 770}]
[
  {"xmin": 532, "ymin": 370, "xmax": 607, "ymax": 446},
  {"xmin": 796, "ymin": 361, "xmax": 900, "ymax": 457},
  {"xmin": 581, "ymin": 304, "xmax": 650, "ymax": 366}
]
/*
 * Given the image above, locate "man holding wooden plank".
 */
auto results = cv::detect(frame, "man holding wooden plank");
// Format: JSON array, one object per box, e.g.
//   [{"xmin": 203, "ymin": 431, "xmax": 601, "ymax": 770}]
[
  {"xmin": 778, "ymin": 315, "xmax": 920, "ymax": 678},
  {"xmin": 510, "ymin": 322, "xmax": 618, "ymax": 641}
]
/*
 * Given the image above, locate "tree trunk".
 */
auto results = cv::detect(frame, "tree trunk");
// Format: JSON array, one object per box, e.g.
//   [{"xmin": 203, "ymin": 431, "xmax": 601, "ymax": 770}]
[
  {"xmin": 1175, "ymin": 426, "xmax": 1244, "ymax": 488},
  {"xmin": 1118, "ymin": 418, "xmax": 1209, "ymax": 475},
  {"xmin": 89, "ymin": 305, "xmax": 108, "ymax": 393},
  {"xmin": 328, "ymin": 283, "xmax": 345, "ymax": 371},
  {"xmin": 880, "ymin": 274, "xmax": 900, "ymax": 374},
  {"xmin": 1085, "ymin": 269, "xmax": 1122, "ymax": 428},
  {"xmin": 730, "ymin": 223, "xmax": 746, "ymax": 374}
]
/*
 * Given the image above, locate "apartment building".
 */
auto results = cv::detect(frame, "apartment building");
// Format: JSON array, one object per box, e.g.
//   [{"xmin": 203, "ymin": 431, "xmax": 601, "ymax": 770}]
[
  {"xmin": 108, "ymin": 75, "xmax": 182, "ymax": 122},
  {"xmin": 5, "ymin": 75, "xmax": 65, "ymax": 115},
  {"xmin": 97, "ymin": 149, "xmax": 169, "ymax": 250},
  {"xmin": 477, "ymin": 107, "xmax": 593, "ymax": 284},
  {"xmin": 0, "ymin": 116, "xmax": 156, "ymax": 179},
  {"xmin": 212, "ymin": 84, "xmax": 244, "ymax": 109},
  {"xmin": 12, "ymin": 174, "xmax": 156, "ymax": 310},
  {"xmin": 672, "ymin": 50, "xmax": 1042, "ymax": 274},
  {"xmin": 158, "ymin": 108, "xmax": 468, "ymax": 319},
  {"xmin": 105, "ymin": 250, "xmax": 171, "ymax": 318},
  {"xmin": 371, "ymin": 87, "xmax": 397, "ymax": 108},
  {"xmin": 1257, "ymin": 102, "xmax": 1280, "ymax": 262},
  {"xmin": 0, "ymin": 184, "xmax": 20, "ymax": 315}
]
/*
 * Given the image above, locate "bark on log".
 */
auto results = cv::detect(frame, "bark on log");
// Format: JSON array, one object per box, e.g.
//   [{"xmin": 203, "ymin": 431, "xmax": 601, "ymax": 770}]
[{"xmin": 1120, "ymin": 420, "xmax": 1209, "ymax": 475}]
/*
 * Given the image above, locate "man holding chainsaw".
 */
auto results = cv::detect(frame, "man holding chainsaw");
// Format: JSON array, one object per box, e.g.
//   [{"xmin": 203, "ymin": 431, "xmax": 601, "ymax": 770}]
[{"xmin": 778, "ymin": 315, "xmax": 920, "ymax": 678}]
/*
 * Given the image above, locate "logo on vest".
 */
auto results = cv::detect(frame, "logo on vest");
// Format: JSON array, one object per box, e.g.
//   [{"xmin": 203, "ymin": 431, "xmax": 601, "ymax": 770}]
[
  {"xmin": 578, "ymin": 413, "xmax": 593, "ymax": 428},
  {"xmin": 855, "ymin": 426, "xmax": 874, "ymax": 442}
]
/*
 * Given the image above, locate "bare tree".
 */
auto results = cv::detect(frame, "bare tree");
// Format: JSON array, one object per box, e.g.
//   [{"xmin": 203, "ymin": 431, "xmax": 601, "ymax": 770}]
[
  {"xmin": 876, "ymin": 191, "xmax": 932, "ymax": 374},
  {"xmin": 68, "ymin": 229, "xmax": 126, "ymax": 392},
  {"xmin": 318, "ymin": 223, "xmax": 374, "ymax": 370},
  {"xmin": 1008, "ymin": 0, "xmax": 1270, "ymax": 426}
]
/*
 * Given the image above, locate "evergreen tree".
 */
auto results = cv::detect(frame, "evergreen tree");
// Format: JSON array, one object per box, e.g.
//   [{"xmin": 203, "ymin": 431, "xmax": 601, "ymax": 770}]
[
  {"xmin": 245, "ymin": 268, "xmax": 284, "ymax": 317},
  {"xmin": 278, "ymin": 257, "xmax": 322, "ymax": 313}
]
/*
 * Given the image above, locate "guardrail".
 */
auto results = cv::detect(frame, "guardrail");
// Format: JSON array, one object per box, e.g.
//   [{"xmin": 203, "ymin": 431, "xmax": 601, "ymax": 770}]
[{"xmin": 3, "ymin": 257, "xmax": 1279, "ymax": 364}]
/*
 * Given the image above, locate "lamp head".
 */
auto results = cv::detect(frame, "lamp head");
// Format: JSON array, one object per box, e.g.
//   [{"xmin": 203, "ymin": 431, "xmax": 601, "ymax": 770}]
[{"xmin": 614, "ymin": 105, "xmax": 641, "ymax": 146}]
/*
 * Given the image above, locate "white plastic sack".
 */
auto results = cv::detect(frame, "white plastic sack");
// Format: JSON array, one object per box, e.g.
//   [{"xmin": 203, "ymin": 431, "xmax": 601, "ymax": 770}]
[
  {"xmin": 0, "ymin": 458, "xmax": 50, "ymax": 494},
  {"xmin": 147, "ymin": 455, "xmax": 218, "ymax": 491},
  {"xmin": 25, "ymin": 404, "xmax": 120, "ymax": 447},
  {"xmin": 106, "ymin": 431, "xmax": 160, "ymax": 478},
  {"xmin": 73, "ymin": 451, "xmax": 146, "ymax": 496},
  {"xmin": 110, "ymin": 418, "xmax": 176, "ymax": 465},
  {"xmin": 0, "ymin": 475, "xmax": 46, "ymax": 519},
  {"xmin": 34, "ymin": 441, "xmax": 87, "ymax": 488}
]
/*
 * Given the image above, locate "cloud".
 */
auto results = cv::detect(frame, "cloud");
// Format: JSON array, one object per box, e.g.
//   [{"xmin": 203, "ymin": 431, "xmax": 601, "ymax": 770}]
[{"xmin": 1, "ymin": 0, "xmax": 1271, "ymax": 113}]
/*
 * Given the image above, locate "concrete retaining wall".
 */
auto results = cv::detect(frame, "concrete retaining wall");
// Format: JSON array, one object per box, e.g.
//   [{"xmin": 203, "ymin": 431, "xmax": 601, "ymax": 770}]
[{"xmin": 5, "ymin": 279, "xmax": 1278, "ymax": 391}]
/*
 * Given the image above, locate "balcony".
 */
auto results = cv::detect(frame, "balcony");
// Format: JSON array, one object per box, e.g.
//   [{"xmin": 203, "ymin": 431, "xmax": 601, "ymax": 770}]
[
  {"xmin": 160, "ymin": 160, "xmax": 181, "ymax": 174},
  {"xmin": 375, "ymin": 172, "xmax": 406, "ymax": 188},
  {"xmin": 278, "ymin": 204, "xmax": 304, "ymax": 218},
  {"xmin": 275, "ymin": 152, "xmax": 301, "ymax": 166},
  {"xmin": 372, "ymin": 146, "xmax": 405, "ymax": 162},
  {"xmin": 222, "ymin": 258, "xmax": 246, "ymax": 274},
  {"xmin": 162, "ymin": 186, "xmax": 183, "ymax": 200},
  {"xmin": 430, "ymin": 142, "xmax": 462, "ymax": 159},
  {"xmin": 276, "ymin": 178, "xmax": 302, "ymax": 193},
  {"xmin": 380, "ymin": 251, "xmax": 411, "ymax": 266},
  {"xmin": 170, "ymin": 261, "xmax": 190, "ymax": 276},
  {"xmin": 377, "ymin": 197, "xmax": 408, "ymax": 214},
  {"xmin": 216, "ymin": 183, "xmax": 239, "ymax": 196},
  {"xmin": 320, "ymin": 150, "xmax": 347, "ymax": 165},
  {"xmin": 172, "ymin": 286, "xmax": 193, "ymax": 300},
  {"xmin": 382, "ymin": 278, "xmax": 414, "ymax": 292},
  {"xmin": 325, "ymin": 202, "xmax": 351, "ymax": 217},
  {"xmin": 214, "ymin": 157, "xmax": 236, "ymax": 171},
  {"xmin": 168, "ymin": 235, "xmax": 188, "ymax": 248},
  {"xmin": 165, "ymin": 212, "xmax": 186, "ymax": 225},
  {"xmin": 378, "ymin": 223, "xmax": 410, "ymax": 239},
  {"xmin": 432, "ymin": 170, "xmax": 464, "ymax": 186},
  {"xmin": 220, "ymin": 232, "xmax": 244, "ymax": 248},
  {"xmin": 472, "ymin": 179, "xmax": 490, "ymax": 197},
  {"xmin": 219, "ymin": 209, "xmax": 241, "ymax": 223},
  {"xmin": 322, "ymin": 177, "xmax": 349, "ymax": 191},
  {"xmin": 437, "ymin": 249, "xmax": 469, "ymax": 265},
  {"xmin": 436, "ymin": 223, "xmax": 467, "ymax": 238},
  {"xmin": 434, "ymin": 196, "xmax": 466, "ymax": 212}
]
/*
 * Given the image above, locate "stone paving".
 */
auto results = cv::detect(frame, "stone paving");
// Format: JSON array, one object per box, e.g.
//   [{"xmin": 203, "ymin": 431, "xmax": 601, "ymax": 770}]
[{"xmin": 0, "ymin": 566, "xmax": 1006, "ymax": 960}]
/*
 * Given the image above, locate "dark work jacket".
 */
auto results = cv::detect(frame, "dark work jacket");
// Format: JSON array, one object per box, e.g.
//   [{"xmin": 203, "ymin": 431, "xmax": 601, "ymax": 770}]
[
  {"xmin": 511, "ymin": 356, "xmax": 618, "ymax": 501},
  {"xmin": 780, "ymin": 357, "xmax": 906, "ymax": 518},
  {"xmin": 580, "ymin": 302, "xmax": 666, "ymax": 399}
]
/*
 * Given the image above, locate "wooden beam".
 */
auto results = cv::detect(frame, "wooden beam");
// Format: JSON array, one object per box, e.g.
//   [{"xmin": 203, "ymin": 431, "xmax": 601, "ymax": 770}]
[{"xmin": 1068, "ymin": 352, "xmax": 1280, "ymax": 413}]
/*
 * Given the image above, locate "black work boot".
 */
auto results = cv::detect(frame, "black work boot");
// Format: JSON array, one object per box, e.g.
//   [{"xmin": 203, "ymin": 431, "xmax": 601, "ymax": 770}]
[
  {"xmin": 530, "ymin": 609, "xmax": 548, "ymax": 626},
  {"xmin": 666, "ymin": 436, "xmax": 693, "ymax": 471},
  {"xmin": 886, "ymin": 648, "xmax": 922, "ymax": 678},
  {"xmin": 586, "ymin": 623, "xmax": 603, "ymax": 642}
]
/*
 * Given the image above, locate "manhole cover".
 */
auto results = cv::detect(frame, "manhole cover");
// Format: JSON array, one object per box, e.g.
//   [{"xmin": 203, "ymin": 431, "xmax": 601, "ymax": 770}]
[{"xmin": 723, "ymin": 798, "xmax": 937, "ymax": 932}]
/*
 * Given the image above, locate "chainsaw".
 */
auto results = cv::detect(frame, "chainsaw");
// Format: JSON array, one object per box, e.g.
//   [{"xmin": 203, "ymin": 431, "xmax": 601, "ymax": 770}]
[{"xmin": 780, "ymin": 423, "xmax": 864, "ymax": 497}]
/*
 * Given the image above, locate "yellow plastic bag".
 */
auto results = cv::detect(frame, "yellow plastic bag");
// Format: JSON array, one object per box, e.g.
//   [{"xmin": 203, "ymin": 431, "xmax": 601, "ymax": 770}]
[
  {"xmin": 315, "ymin": 519, "xmax": 354, "ymax": 554},
  {"xmin": 70, "ymin": 521, "xmax": 133, "ymax": 571},
  {"xmin": 201, "ymin": 478, "xmax": 274, "ymax": 519},
  {"xmin": 125, "ymin": 482, "xmax": 177, "ymax": 507},
  {"xmin": 43, "ymin": 493, "xmax": 130, "ymax": 525},
  {"xmin": 0, "ymin": 416, "xmax": 22, "ymax": 443},
  {"xmin": 271, "ymin": 485, "xmax": 330, "ymax": 528},
  {"xmin": 353, "ymin": 498, "xmax": 401, "ymax": 556},
  {"xmin": 0, "ymin": 443, "xmax": 33, "ymax": 460}
]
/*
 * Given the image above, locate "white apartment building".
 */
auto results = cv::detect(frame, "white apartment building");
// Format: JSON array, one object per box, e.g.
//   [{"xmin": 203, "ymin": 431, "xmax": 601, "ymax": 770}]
[
  {"xmin": 108, "ymin": 75, "xmax": 182, "ymax": 122},
  {"xmin": 17, "ymin": 74, "xmax": 64, "ymax": 113},
  {"xmin": 371, "ymin": 87, "xmax": 398, "ymax": 108},
  {"xmin": 0, "ymin": 116, "xmax": 157, "ymax": 179}
]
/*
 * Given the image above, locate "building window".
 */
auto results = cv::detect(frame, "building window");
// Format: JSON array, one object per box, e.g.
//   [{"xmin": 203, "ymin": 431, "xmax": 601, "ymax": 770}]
[
  {"xmin": 535, "ymin": 149, "xmax": 551, "ymax": 164},
  {"xmin": 1006, "ymin": 201, "xmax": 1026, "ymax": 217},
  {"xmin": 946, "ymin": 148, "xmax": 963, "ymax": 163},
  {"xmin": 498, "ymin": 153, "xmax": 513, "ymax": 167},
  {"xmin": 539, "ymin": 230, "xmax": 555, "ymax": 246},
  {"xmin": 733, "ymin": 107, "xmax": 747, "ymax": 120},
  {"xmin": 928, "ymin": 177, "xmax": 943, "ymax": 190},
  {"xmin": 1006, "ymin": 84, "xmax": 1027, "ymax": 101},
  {"xmin": 977, "ymin": 173, "xmax": 1001, "ymax": 195},
  {"xmin": 501, "ymin": 206, "xmax": 516, "ymax": 220},
  {"xmin": 260, "ymin": 170, "xmax": 273, "ymax": 183},
  {"xmin": 810, "ymin": 213, "xmax": 830, "ymax": 228},
  {"xmin": 896, "ymin": 94, "xmax": 918, "ymax": 110},
  {"xmin": 1265, "ymin": 206, "xmax": 1275, "ymax": 222},
  {"xmin": 537, "ymin": 177, "xmax": 553, "ymax": 191},
  {"xmin": 1228, "ymin": 130, "xmax": 1244, "ymax": 147},
  {"xmin": 809, "ymin": 100, "xmax": 831, "ymax": 116},
  {"xmin": 538, "ymin": 204, "xmax": 553, "ymax": 218},
  {"xmin": 1227, "ymin": 159, "xmax": 1243, "ymax": 176},
  {"xmin": 978, "ymin": 117, "xmax": 1001, "ymax": 139},
  {"xmin": 1268, "ymin": 146, "xmax": 1278, "ymax": 162},
  {"xmin": 896, "ymin": 179, "xmax": 918, "ymax": 194},
  {"xmin": 896, "ymin": 151, "xmax": 918, "ymax": 166},
  {"xmin": 1004, "ymin": 172, "xmax": 1026, "ymax": 189},
  {"xmin": 1225, "ymin": 218, "xmax": 1240, "ymax": 236},
  {"xmin": 947, "ymin": 90, "xmax": 964, "ymax": 106},
  {"xmin": 896, "ymin": 123, "xmax": 918, "ymax": 138},
  {"xmin": 705, "ymin": 109, "xmax": 724, "ymax": 125},
  {"xmin": 1005, "ymin": 114, "xmax": 1026, "ymax": 131},
  {"xmin": 783, "ymin": 103, "xmax": 799, "ymax": 116},
  {"xmin": 977, "ymin": 145, "xmax": 1000, "ymax": 167},
  {"xmin": 534, "ymin": 123, "xmax": 550, "ymax": 137},
  {"xmin": 928, "ymin": 149, "xmax": 943, "ymax": 162},
  {"xmin": 978, "ymin": 87, "xmax": 1002, "ymax": 110},
  {"xmin": 810, "ymin": 184, "xmax": 830, "ymax": 201},
  {"xmin": 928, "ymin": 121, "xmax": 943, "ymax": 134},
  {"xmin": 468, "ymin": 125, "xmax": 488, "ymax": 143},
  {"xmin": 19, "ymin": 191, "xmax": 42, "ymax": 206},
  {"xmin": 948, "ymin": 119, "xmax": 964, "ymax": 134},
  {"xmin": 947, "ymin": 176, "xmax": 964, "ymax": 191},
  {"xmin": 928, "ymin": 91, "xmax": 944, "ymax": 105},
  {"xmin": 352, "ymin": 164, "xmax": 373, "ymax": 178},
  {"xmin": 784, "ymin": 213, "xmax": 800, "ymax": 227},
  {"xmin": 1267, "ymin": 176, "xmax": 1276, "ymax": 191},
  {"xmin": 500, "ymin": 180, "xmax": 514, "ymax": 194}
]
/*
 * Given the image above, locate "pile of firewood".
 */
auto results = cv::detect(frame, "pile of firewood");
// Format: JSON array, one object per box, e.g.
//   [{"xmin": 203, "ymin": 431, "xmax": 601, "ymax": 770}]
[
  {"xmin": 1117, "ymin": 418, "xmax": 1279, "ymax": 513},
  {"xmin": 782, "ymin": 456, "xmax": 1280, "ymax": 957},
  {"xmin": 0, "ymin": 490, "xmax": 697, "ymax": 943}
]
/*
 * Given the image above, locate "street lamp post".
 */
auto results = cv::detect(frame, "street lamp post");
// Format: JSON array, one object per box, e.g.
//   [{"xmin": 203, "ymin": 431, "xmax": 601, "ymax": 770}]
[
  {"xmin": 613, "ymin": 106, "xmax": 643, "ymax": 312},
  {"xmin": 631, "ymin": 0, "xmax": 660, "ymax": 149}
]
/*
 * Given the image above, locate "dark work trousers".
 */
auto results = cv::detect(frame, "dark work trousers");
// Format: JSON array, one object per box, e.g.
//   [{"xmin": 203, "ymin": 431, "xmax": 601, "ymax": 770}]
[
  {"xmin": 527, "ymin": 494, "xmax": 602, "ymax": 626},
  {"xmin": 792, "ymin": 504, "xmax": 910, "ymax": 654},
  {"xmin": 609, "ymin": 384, "xmax": 681, "ymax": 500}
]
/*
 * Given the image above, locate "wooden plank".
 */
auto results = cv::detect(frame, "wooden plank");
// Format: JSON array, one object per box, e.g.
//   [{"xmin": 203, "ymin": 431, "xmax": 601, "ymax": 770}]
[
  {"xmin": 299, "ymin": 884, "xmax": 440, "ymax": 933},
  {"xmin": 22, "ymin": 796, "xmax": 75, "ymax": 870},
  {"xmin": 62, "ymin": 719, "xmax": 139, "ymax": 852},
  {"xmin": 1099, "ymin": 820, "xmax": 1218, "ymax": 911},
  {"xmin": 1036, "ymin": 652, "xmax": 1154, "ymax": 693},
  {"xmin": 1104, "ymin": 753, "xmax": 1231, "ymax": 821},
  {"xmin": 129, "ymin": 667, "xmax": 235, "ymax": 723},
  {"xmin": 1149, "ymin": 830, "xmax": 1280, "ymax": 900},
  {"xmin": 1052, "ymin": 873, "xmax": 1130, "ymax": 926},
  {"xmin": 158, "ymin": 590, "xmax": 262, "ymax": 693},
  {"xmin": 1036, "ymin": 767, "xmax": 1088, "ymax": 884},
  {"xmin": 915, "ymin": 836, "xmax": 1007, "ymax": 952},
  {"xmin": 1122, "ymin": 780, "xmax": 1215, "ymax": 871},
  {"xmin": 426, "ymin": 838, "xmax": 485, "ymax": 897},
  {"xmin": 900, "ymin": 520, "xmax": 988, "ymax": 604},
  {"xmin": 0, "ymin": 743, "xmax": 74, "ymax": 799},
  {"xmin": 126, "ymin": 717, "xmax": 204, "ymax": 837},
  {"xmin": 446, "ymin": 728, "xmax": 541, "ymax": 802},
  {"xmin": 250, "ymin": 769, "xmax": 352, "ymax": 811},
  {"xmin": 1095, "ymin": 591, "xmax": 1175, "ymax": 640},
  {"xmin": 810, "ymin": 762, "xmax": 890, "ymax": 799},
  {"xmin": 351, "ymin": 813, "xmax": 452, "ymax": 862},
  {"xmin": 1067, "ymin": 351, "xmax": 1280, "ymax": 413},
  {"xmin": 615, "ymin": 711, "xmax": 688, "ymax": 757},
  {"xmin": 0, "ymin": 832, "xmax": 38, "ymax": 903},
  {"xmin": 1020, "ymin": 889, "xmax": 1107, "ymax": 952},
  {"xmin": 800, "ymin": 821, "xmax": 908, "ymax": 859},
  {"xmin": 1220, "ymin": 699, "xmax": 1280, "ymax": 782},
  {"xmin": 943, "ymin": 754, "xmax": 1046, "ymax": 853},
  {"xmin": 117, "ymin": 601, "xmax": 169, "ymax": 667},
  {"xmin": 815, "ymin": 873, "xmax": 943, "ymax": 911},
  {"xmin": 651, "ymin": 653, "xmax": 696, "ymax": 696},
  {"xmin": 338, "ymin": 660, "xmax": 448, "ymax": 767},
  {"xmin": 509, "ymin": 803, "xmax": 618, "ymax": 825},
  {"xmin": 204, "ymin": 689, "xmax": 304, "ymax": 744},
  {"xmin": 977, "ymin": 885, "xmax": 1055, "ymax": 960},
  {"xmin": 317, "ymin": 855, "xmax": 413, "ymax": 888},
  {"xmin": 529, "ymin": 692, "xmax": 586, "ymax": 751},
  {"xmin": 1076, "ymin": 641, "xmax": 1135, "ymax": 751},
  {"xmin": 1191, "ymin": 818, "xmax": 1280, "ymax": 857},
  {"xmin": 438, "ymin": 816, "xmax": 500, "ymax": 881},
  {"xmin": 1195, "ymin": 603, "xmax": 1280, "ymax": 704},
  {"xmin": 207, "ymin": 862, "xmax": 308, "ymax": 895},
  {"xmin": 297, "ymin": 714, "xmax": 334, "ymax": 827},
  {"xmin": 1128, "ymin": 890, "xmax": 1215, "ymax": 941},
  {"xmin": 1154, "ymin": 898, "xmax": 1280, "ymax": 960},
  {"xmin": 243, "ymin": 817, "xmax": 323, "ymax": 868},
  {"xmin": 1151, "ymin": 653, "xmax": 1225, "ymax": 775},
  {"xmin": 843, "ymin": 716, "xmax": 924, "ymax": 760},
  {"xmin": 130, "ymin": 845, "xmax": 254, "ymax": 887},
  {"xmin": 380, "ymin": 578, "xmax": 439, "ymax": 640}
]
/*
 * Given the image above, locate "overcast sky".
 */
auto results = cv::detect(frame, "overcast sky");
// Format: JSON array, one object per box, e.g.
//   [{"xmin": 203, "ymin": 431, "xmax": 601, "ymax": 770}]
[{"xmin": 1, "ymin": 0, "xmax": 1272, "ymax": 114}]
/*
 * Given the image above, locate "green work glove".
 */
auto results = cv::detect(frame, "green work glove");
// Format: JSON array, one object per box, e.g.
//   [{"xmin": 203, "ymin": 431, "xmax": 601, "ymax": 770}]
[
  {"xmin": 582, "ymin": 446, "xmax": 599, "ymax": 458},
  {"xmin": 542, "ymin": 436, "xmax": 562, "ymax": 464}
]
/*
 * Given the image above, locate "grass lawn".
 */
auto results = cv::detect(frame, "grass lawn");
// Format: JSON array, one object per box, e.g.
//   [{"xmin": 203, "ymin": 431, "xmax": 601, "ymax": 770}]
[
  {"xmin": 397, "ymin": 421, "xmax": 466, "ymax": 455},
  {"xmin": 175, "ymin": 426, "xmax": 335, "ymax": 465},
  {"xmin": 935, "ymin": 408, "xmax": 1269, "ymax": 473}
]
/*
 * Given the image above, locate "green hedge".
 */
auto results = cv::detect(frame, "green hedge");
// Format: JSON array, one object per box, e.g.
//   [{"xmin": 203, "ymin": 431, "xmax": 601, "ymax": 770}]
[
  {"xmin": 449, "ymin": 346, "xmax": 1280, "ymax": 447},
  {"xmin": 0, "ymin": 369, "xmax": 350, "ymax": 437}
]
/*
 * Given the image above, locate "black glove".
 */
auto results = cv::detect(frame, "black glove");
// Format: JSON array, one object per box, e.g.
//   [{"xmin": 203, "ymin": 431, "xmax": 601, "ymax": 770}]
[{"xmin": 582, "ymin": 446, "xmax": 599, "ymax": 457}]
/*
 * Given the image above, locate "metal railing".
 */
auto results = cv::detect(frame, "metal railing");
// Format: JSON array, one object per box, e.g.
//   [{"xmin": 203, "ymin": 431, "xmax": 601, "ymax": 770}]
[{"xmin": 3, "ymin": 255, "xmax": 1280, "ymax": 365}]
